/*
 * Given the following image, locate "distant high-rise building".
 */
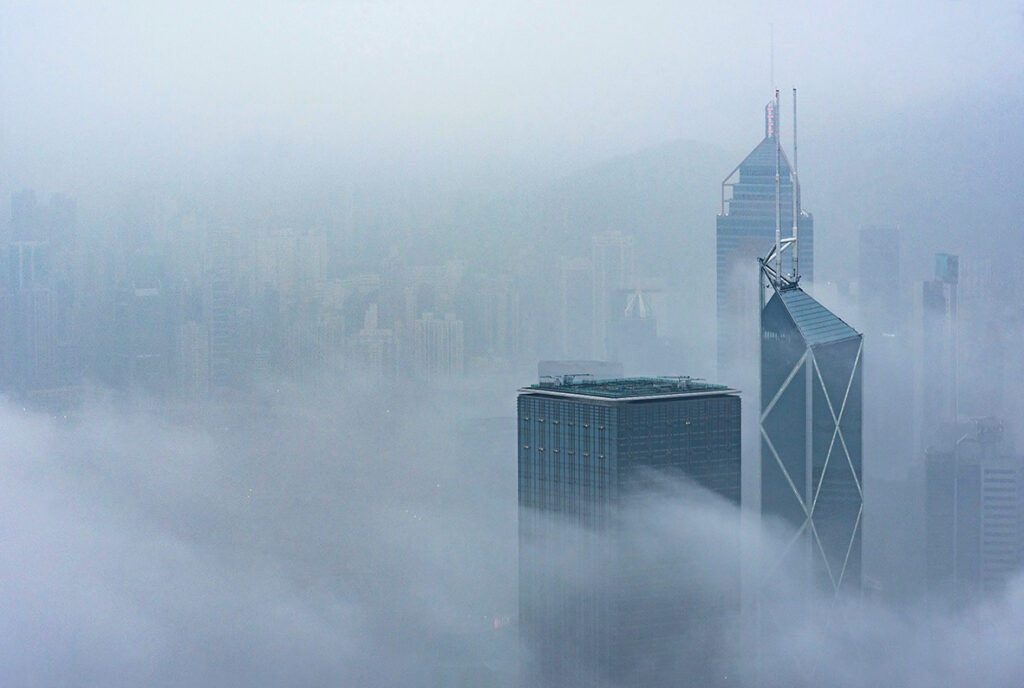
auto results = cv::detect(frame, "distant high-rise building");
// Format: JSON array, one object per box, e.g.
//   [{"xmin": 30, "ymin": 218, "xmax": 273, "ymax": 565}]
[
  {"xmin": 115, "ymin": 284, "xmax": 168, "ymax": 392},
  {"xmin": 955, "ymin": 254, "xmax": 1024, "ymax": 423},
  {"xmin": 717, "ymin": 99, "xmax": 813, "ymax": 379},
  {"xmin": 0, "ymin": 241, "xmax": 71, "ymax": 395},
  {"xmin": 591, "ymin": 232, "xmax": 635, "ymax": 358},
  {"xmin": 917, "ymin": 254, "xmax": 959, "ymax": 456},
  {"xmin": 6, "ymin": 241, "xmax": 48, "ymax": 291},
  {"xmin": 472, "ymin": 275, "xmax": 522, "ymax": 365},
  {"xmin": 518, "ymin": 376, "xmax": 741, "ymax": 687},
  {"xmin": 607, "ymin": 288, "xmax": 659, "ymax": 375},
  {"xmin": 858, "ymin": 226, "xmax": 900, "ymax": 336},
  {"xmin": 858, "ymin": 226, "xmax": 914, "ymax": 477},
  {"xmin": 351, "ymin": 304, "xmax": 399, "ymax": 381},
  {"xmin": 557, "ymin": 256, "xmax": 592, "ymax": 359},
  {"xmin": 115, "ymin": 250, "xmax": 172, "ymax": 393},
  {"xmin": 0, "ymin": 286, "xmax": 60, "ymax": 392},
  {"xmin": 926, "ymin": 417, "xmax": 1024, "ymax": 604},
  {"xmin": 760, "ymin": 279, "xmax": 863, "ymax": 596},
  {"xmin": 412, "ymin": 312, "xmax": 464, "ymax": 378},
  {"xmin": 206, "ymin": 234, "xmax": 242, "ymax": 391}
]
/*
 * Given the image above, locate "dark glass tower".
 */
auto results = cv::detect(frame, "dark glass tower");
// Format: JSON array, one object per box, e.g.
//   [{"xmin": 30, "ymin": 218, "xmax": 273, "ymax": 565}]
[
  {"xmin": 717, "ymin": 100, "xmax": 814, "ymax": 378},
  {"xmin": 518, "ymin": 377, "xmax": 741, "ymax": 687},
  {"xmin": 760, "ymin": 283, "xmax": 862, "ymax": 595}
]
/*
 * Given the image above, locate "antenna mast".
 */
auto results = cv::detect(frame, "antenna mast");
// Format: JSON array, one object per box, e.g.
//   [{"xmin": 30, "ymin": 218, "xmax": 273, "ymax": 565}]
[
  {"xmin": 792, "ymin": 88, "xmax": 799, "ymax": 280},
  {"xmin": 774, "ymin": 89, "xmax": 781, "ymax": 280}
]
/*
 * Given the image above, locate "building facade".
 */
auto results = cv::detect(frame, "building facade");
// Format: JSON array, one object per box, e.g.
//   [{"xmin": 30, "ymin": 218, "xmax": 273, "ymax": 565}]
[
  {"xmin": 518, "ymin": 377, "xmax": 741, "ymax": 687},
  {"xmin": 926, "ymin": 417, "xmax": 1024, "ymax": 604},
  {"xmin": 717, "ymin": 100, "xmax": 813, "ymax": 380},
  {"xmin": 760, "ymin": 284, "xmax": 863, "ymax": 595}
]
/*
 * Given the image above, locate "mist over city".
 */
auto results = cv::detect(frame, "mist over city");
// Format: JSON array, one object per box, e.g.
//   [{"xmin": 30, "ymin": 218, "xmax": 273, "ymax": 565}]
[{"xmin": 1, "ymin": 1, "xmax": 1023, "ymax": 686}]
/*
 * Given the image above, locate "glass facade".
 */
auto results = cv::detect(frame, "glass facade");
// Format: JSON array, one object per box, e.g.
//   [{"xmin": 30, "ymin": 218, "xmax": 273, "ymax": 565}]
[
  {"xmin": 518, "ymin": 380, "xmax": 741, "ymax": 687},
  {"xmin": 760, "ymin": 286, "xmax": 862, "ymax": 595},
  {"xmin": 717, "ymin": 108, "xmax": 814, "ymax": 377}
]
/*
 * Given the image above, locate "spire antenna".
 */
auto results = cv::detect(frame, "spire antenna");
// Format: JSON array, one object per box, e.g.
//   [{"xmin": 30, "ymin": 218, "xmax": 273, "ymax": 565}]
[
  {"xmin": 774, "ymin": 89, "xmax": 781, "ymax": 280},
  {"xmin": 792, "ymin": 87, "xmax": 800, "ymax": 280}
]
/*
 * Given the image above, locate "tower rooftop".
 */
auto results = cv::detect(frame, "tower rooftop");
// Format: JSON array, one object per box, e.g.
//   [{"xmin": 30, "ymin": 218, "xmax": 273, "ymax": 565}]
[
  {"xmin": 774, "ymin": 287, "xmax": 859, "ymax": 346},
  {"xmin": 521, "ymin": 377, "xmax": 736, "ymax": 402}
]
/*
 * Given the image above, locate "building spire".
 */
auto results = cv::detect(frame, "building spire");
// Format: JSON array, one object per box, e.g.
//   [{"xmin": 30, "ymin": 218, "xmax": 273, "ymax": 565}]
[
  {"xmin": 765, "ymin": 98, "xmax": 777, "ymax": 140},
  {"xmin": 792, "ymin": 87, "xmax": 800, "ymax": 281},
  {"xmin": 774, "ymin": 89, "xmax": 782, "ymax": 279}
]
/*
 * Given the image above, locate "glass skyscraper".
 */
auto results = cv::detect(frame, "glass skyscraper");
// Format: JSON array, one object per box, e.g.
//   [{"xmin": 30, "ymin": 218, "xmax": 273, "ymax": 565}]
[
  {"xmin": 518, "ymin": 377, "xmax": 741, "ymax": 687},
  {"xmin": 717, "ymin": 100, "xmax": 814, "ymax": 378},
  {"xmin": 760, "ymin": 283, "xmax": 862, "ymax": 595}
]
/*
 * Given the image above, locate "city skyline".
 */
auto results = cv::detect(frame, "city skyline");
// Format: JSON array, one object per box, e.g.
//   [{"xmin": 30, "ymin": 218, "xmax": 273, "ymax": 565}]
[{"xmin": 1, "ymin": 2, "xmax": 1023, "ymax": 685}]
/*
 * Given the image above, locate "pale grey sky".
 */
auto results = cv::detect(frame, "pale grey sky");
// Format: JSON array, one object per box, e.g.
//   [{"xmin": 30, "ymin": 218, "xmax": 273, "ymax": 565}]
[{"xmin": 2, "ymin": 0, "xmax": 1021, "ymax": 193}]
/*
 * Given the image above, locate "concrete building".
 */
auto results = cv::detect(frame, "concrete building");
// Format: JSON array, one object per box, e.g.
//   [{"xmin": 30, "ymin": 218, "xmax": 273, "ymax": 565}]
[{"xmin": 926, "ymin": 418, "xmax": 1024, "ymax": 604}]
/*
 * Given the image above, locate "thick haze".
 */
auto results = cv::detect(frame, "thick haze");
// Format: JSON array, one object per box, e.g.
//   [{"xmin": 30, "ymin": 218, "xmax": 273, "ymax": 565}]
[
  {"xmin": 3, "ymin": 390, "xmax": 1024, "ymax": 685},
  {"xmin": 2, "ymin": 2, "xmax": 1024, "ymax": 685},
  {"xmin": 3, "ymin": 1, "xmax": 1022, "ymax": 190},
  {"xmin": 4, "ymin": 1, "xmax": 1023, "ymax": 293}
]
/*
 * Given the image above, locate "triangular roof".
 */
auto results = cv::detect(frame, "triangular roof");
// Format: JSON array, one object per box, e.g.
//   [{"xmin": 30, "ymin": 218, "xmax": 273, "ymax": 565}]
[
  {"xmin": 624, "ymin": 290, "xmax": 653, "ymax": 319},
  {"xmin": 773, "ymin": 287, "xmax": 859, "ymax": 346},
  {"xmin": 739, "ymin": 136, "xmax": 793, "ymax": 179}
]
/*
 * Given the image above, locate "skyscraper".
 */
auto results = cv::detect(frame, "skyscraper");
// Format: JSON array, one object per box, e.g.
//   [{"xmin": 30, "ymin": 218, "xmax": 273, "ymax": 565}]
[
  {"xmin": 760, "ymin": 277, "xmax": 863, "ymax": 595},
  {"xmin": 926, "ymin": 417, "xmax": 1024, "ymax": 604},
  {"xmin": 558, "ymin": 256, "xmax": 592, "ymax": 359},
  {"xmin": 351, "ymin": 303, "xmax": 399, "ymax": 381},
  {"xmin": 518, "ymin": 376, "xmax": 741, "ymax": 687},
  {"xmin": 918, "ymin": 253, "xmax": 959, "ymax": 456},
  {"xmin": 857, "ymin": 226, "xmax": 914, "ymax": 474},
  {"xmin": 607, "ymin": 288, "xmax": 659, "ymax": 375},
  {"xmin": 957, "ymin": 253, "xmax": 1024, "ymax": 423},
  {"xmin": 412, "ymin": 311, "xmax": 465, "ymax": 377},
  {"xmin": 858, "ymin": 226, "xmax": 901, "ymax": 336},
  {"xmin": 717, "ymin": 99, "xmax": 814, "ymax": 379},
  {"xmin": 115, "ymin": 249, "xmax": 172, "ymax": 393},
  {"xmin": 0, "ymin": 241, "xmax": 65, "ymax": 394},
  {"xmin": 591, "ymin": 231, "xmax": 635, "ymax": 359}
]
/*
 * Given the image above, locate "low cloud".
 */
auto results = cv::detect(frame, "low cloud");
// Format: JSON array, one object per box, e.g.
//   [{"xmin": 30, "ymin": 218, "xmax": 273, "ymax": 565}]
[{"xmin": 0, "ymin": 380, "xmax": 1022, "ymax": 686}]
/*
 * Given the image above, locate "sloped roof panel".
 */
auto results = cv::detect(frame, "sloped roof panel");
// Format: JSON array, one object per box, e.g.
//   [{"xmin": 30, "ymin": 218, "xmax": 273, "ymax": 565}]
[{"xmin": 777, "ymin": 288, "xmax": 860, "ymax": 346}]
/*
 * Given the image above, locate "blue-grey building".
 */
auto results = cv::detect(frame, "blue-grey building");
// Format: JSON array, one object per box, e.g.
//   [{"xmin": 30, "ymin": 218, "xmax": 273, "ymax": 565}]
[
  {"xmin": 518, "ymin": 376, "xmax": 741, "ymax": 687},
  {"xmin": 760, "ymin": 282, "xmax": 862, "ymax": 595},
  {"xmin": 717, "ymin": 100, "xmax": 813, "ymax": 378}
]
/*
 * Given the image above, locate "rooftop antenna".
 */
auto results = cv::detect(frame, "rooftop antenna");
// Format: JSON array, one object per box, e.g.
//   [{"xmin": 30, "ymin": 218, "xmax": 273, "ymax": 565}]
[
  {"xmin": 792, "ymin": 87, "xmax": 800, "ymax": 281},
  {"xmin": 774, "ymin": 89, "xmax": 781, "ymax": 280},
  {"xmin": 770, "ymin": 24, "xmax": 775, "ymax": 92}
]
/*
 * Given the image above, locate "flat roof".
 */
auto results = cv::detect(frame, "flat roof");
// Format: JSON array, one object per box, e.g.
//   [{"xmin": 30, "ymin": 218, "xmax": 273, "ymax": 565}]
[{"xmin": 519, "ymin": 377, "xmax": 738, "ymax": 402}]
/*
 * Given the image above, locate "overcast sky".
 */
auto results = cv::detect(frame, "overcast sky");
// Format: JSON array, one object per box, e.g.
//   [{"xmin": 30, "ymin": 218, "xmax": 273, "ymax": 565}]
[{"xmin": 2, "ymin": 0, "xmax": 1022, "ymax": 195}]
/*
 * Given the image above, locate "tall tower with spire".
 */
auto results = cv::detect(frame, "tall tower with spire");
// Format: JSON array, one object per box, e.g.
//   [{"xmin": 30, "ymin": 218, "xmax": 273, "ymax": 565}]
[
  {"xmin": 716, "ymin": 99, "xmax": 814, "ymax": 381},
  {"xmin": 755, "ymin": 92, "xmax": 862, "ymax": 601}
]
